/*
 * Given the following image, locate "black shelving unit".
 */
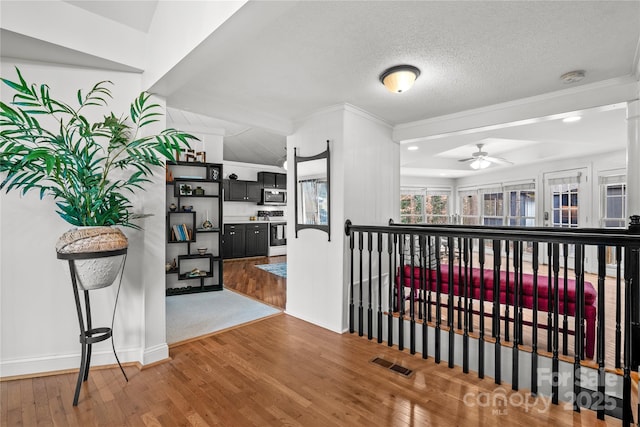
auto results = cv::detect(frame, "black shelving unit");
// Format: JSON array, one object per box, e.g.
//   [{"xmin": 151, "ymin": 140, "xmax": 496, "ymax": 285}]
[{"xmin": 165, "ymin": 161, "xmax": 223, "ymax": 295}]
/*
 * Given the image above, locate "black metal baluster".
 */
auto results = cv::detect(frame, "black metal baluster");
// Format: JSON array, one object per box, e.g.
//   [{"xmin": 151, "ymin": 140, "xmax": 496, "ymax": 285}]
[
  {"xmin": 531, "ymin": 242, "xmax": 539, "ymax": 395},
  {"xmin": 368, "ymin": 232, "xmax": 373, "ymax": 340},
  {"xmin": 493, "ymin": 239, "xmax": 502, "ymax": 384},
  {"xmin": 418, "ymin": 236, "xmax": 424, "ymax": 321},
  {"xmin": 421, "ymin": 235, "xmax": 428, "ymax": 359},
  {"xmin": 552, "ymin": 242, "xmax": 560, "ymax": 405},
  {"xmin": 573, "ymin": 244, "xmax": 584, "ymax": 412},
  {"xmin": 547, "ymin": 242, "xmax": 553, "ymax": 353},
  {"xmin": 427, "ymin": 238, "xmax": 433, "ymax": 323},
  {"xmin": 512, "ymin": 241, "xmax": 520, "ymax": 391},
  {"xmin": 505, "ymin": 241, "xmax": 510, "ymax": 343},
  {"xmin": 349, "ymin": 230, "xmax": 354, "ymax": 333},
  {"xmin": 596, "ymin": 245, "xmax": 606, "ymax": 419},
  {"xmin": 457, "ymin": 238, "xmax": 463, "ymax": 329},
  {"xmin": 563, "ymin": 243, "xmax": 569, "ymax": 356},
  {"xmin": 410, "ymin": 235, "xmax": 416, "ymax": 354},
  {"xmin": 479, "ymin": 239, "xmax": 486, "ymax": 379},
  {"xmin": 358, "ymin": 232, "xmax": 364, "ymax": 337},
  {"xmin": 468, "ymin": 238, "xmax": 474, "ymax": 334},
  {"xmin": 615, "ymin": 245, "xmax": 622, "ymax": 369},
  {"xmin": 622, "ymin": 244, "xmax": 634, "ymax": 426},
  {"xmin": 377, "ymin": 233, "xmax": 383, "ymax": 343},
  {"xmin": 398, "ymin": 234, "xmax": 405, "ymax": 350},
  {"xmin": 463, "ymin": 237, "xmax": 469, "ymax": 374},
  {"xmin": 387, "ymin": 233, "xmax": 394, "ymax": 348},
  {"xmin": 518, "ymin": 242, "xmax": 524, "ymax": 344},
  {"xmin": 448, "ymin": 236, "xmax": 455, "ymax": 368},
  {"xmin": 435, "ymin": 235, "xmax": 442, "ymax": 364}
]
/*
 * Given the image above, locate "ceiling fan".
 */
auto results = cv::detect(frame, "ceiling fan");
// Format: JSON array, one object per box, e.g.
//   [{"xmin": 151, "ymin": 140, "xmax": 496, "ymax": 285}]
[{"xmin": 458, "ymin": 144, "xmax": 513, "ymax": 170}]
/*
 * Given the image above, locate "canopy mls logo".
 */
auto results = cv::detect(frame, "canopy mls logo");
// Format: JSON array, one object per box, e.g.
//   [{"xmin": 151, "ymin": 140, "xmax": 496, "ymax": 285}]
[{"xmin": 462, "ymin": 367, "xmax": 619, "ymax": 416}]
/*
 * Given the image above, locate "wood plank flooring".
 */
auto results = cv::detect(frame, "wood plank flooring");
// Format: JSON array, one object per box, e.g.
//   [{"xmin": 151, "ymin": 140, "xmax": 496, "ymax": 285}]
[
  {"xmin": 223, "ymin": 256, "xmax": 286, "ymax": 310},
  {"xmin": 0, "ymin": 314, "xmax": 623, "ymax": 426}
]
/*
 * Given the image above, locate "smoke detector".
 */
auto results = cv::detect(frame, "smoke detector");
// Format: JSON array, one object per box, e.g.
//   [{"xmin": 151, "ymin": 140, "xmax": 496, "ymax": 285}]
[{"xmin": 560, "ymin": 70, "xmax": 585, "ymax": 84}]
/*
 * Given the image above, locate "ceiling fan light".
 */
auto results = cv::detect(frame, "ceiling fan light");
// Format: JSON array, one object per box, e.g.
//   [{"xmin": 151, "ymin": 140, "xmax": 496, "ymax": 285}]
[
  {"xmin": 470, "ymin": 158, "xmax": 490, "ymax": 170},
  {"xmin": 380, "ymin": 65, "xmax": 420, "ymax": 93}
]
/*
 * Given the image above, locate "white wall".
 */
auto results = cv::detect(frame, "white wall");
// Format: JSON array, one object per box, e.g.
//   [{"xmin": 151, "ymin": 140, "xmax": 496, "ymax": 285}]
[
  {"xmin": 0, "ymin": 60, "xmax": 166, "ymax": 376},
  {"xmin": 286, "ymin": 104, "xmax": 397, "ymax": 333}
]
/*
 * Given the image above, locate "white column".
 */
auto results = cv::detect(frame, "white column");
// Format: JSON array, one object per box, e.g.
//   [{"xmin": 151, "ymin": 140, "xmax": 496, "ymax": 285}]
[{"xmin": 627, "ymin": 100, "xmax": 640, "ymax": 223}]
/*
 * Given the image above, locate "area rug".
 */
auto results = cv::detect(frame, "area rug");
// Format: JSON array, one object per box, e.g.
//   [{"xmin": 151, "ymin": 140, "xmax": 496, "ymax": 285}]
[
  {"xmin": 166, "ymin": 290, "xmax": 281, "ymax": 344},
  {"xmin": 255, "ymin": 262, "xmax": 287, "ymax": 278}
]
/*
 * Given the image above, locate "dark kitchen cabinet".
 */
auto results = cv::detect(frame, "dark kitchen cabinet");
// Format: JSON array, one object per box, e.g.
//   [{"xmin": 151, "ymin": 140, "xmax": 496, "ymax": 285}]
[
  {"xmin": 222, "ymin": 224, "xmax": 246, "ymax": 258},
  {"xmin": 224, "ymin": 179, "xmax": 261, "ymax": 202},
  {"xmin": 245, "ymin": 223, "xmax": 268, "ymax": 257},
  {"xmin": 222, "ymin": 223, "xmax": 268, "ymax": 258},
  {"xmin": 258, "ymin": 172, "xmax": 287, "ymax": 189}
]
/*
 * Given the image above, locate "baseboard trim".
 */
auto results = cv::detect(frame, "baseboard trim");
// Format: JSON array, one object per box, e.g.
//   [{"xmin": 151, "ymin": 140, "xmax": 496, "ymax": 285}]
[
  {"xmin": 141, "ymin": 343, "xmax": 169, "ymax": 366},
  {"xmin": 0, "ymin": 347, "xmax": 140, "ymax": 380}
]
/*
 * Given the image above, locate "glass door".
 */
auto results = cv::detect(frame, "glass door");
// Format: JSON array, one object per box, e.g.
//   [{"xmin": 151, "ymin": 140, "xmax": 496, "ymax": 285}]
[{"xmin": 543, "ymin": 169, "xmax": 588, "ymax": 263}]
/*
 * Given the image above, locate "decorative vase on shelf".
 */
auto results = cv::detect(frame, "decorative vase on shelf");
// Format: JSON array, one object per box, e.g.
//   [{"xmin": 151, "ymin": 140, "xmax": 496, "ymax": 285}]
[{"xmin": 202, "ymin": 210, "xmax": 213, "ymax": 229}]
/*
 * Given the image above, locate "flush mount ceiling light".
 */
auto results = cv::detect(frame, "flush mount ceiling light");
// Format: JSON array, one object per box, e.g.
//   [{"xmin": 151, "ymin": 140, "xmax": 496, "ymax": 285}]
[
  {"xmin": 379, "ymin": 65, "xmax": 420, "ymax": 93},
  {"xmin": 407, "ymin": 145, "xmax": 419, "ymax": 151},
  {"xmin": 560, "ymin": 70, "xmax": 585, "ymax": 84}
]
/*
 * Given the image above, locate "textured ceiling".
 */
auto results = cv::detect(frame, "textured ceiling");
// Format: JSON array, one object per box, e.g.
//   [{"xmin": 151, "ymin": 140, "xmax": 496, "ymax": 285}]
[
  {"xmin": 158, "ymin": 1, "xmax": 640, "ymax": 125},
  {"xmin": 2, "ymin": 1, "xmax": 639, "ymax": 172}
]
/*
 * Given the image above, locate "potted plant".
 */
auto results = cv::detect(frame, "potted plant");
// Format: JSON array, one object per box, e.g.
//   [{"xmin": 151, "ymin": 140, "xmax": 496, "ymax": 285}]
[{"xmin": 0, "ymin": 67, "xmax": 197, "ymax": 288}]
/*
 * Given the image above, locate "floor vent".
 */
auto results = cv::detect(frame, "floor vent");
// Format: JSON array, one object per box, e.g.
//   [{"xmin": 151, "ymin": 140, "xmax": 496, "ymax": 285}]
[{"xmin": 370, "ymin": 357, "xmax": 413, "ymax": 377}]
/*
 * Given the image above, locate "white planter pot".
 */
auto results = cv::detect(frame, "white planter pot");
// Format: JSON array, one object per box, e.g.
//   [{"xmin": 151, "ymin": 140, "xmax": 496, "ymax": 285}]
[
  {"xmin": 56, "ymin": 226, "xmax": 129, "ymax": 290},
  {"xmin": 73, "ymin": 255, "xmax": 126, "ymax": 291}
]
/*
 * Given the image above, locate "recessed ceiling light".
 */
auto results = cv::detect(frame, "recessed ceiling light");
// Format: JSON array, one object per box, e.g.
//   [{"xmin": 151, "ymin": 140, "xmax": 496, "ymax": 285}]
[
  {"xmin": 407, "ymin": 145, "xmax": 419, "ymax": 151},
  {"xmin": 563, "ymin": 116, "xmax": 582, "ymax": 123}
]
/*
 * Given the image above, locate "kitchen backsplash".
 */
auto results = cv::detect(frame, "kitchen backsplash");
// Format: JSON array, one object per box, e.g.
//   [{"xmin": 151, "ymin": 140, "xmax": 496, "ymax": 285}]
[{"xmin": 223, "ymin": 202, "xmax": 288, "ymax": 221}]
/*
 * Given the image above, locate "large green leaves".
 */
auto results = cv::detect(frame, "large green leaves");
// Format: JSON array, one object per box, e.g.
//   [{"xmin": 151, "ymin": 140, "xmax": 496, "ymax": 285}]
[{"xmin": 0, "ymin": 67, "xmax": 197, "ymax": 227}]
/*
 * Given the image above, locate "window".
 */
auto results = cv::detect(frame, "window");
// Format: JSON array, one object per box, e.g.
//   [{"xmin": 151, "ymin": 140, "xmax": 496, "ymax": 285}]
[
  {"xmin": 458, "ymin": 182, "xmax": 536, "ymax": 227},
  {"xmin": 400, "ymin": 187, "xmax": 451, "ymax": 224},
  {"xmin": 425, "ymin": 190, "xmax": 450, "ymax": 224},
  {"xmin": 603, "ymin": 184, "xmax": 626, "ymax": 227},
  {"xmin": 506, "ymin": 184, "xmax": 536, "ymax": 226},
  {"xmin": 599, "ymin": 174, "xmax": 627, "ymax": 266},
  {"xmin": 551, "ymin": 184, "xmax": 579, "ymax": 228},
  {"xmin": 482, "ymin": 192, "xmax": 504, "ymax": 226},
  {"xmin": 400, "ymin": 189, "xmax": 424, "ymax": 224},
  {"xmin": 300, "ymin": 179, "xmax": 328, "ymax": 225}
]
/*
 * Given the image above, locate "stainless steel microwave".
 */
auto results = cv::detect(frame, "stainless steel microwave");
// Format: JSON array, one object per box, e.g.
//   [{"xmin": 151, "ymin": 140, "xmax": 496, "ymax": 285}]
[{"xmin": 260, "ymin": 188, "xmax": 287, "ymax": 205}]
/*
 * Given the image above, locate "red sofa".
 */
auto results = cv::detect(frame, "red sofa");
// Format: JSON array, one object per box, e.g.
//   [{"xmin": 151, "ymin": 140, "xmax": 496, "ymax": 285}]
[{"xmin": 396, "ymin": 264, "xmax": 597, "ymax": 358}]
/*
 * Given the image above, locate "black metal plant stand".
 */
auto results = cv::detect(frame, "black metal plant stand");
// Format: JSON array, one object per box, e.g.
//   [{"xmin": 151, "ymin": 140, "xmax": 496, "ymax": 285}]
[{"xmin": 57, "ymin": 248, "xmax": 129, "ymax": 406}]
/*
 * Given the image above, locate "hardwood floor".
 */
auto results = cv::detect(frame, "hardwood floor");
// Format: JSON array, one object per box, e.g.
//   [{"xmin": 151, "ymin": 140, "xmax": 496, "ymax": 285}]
[
  {"xmin": 223, "ymin": 256, "xmax": 287, "ymax": 310},
  {"xmin": 1, "ymin": 314, "xmax": 622, "ymax": 426}
]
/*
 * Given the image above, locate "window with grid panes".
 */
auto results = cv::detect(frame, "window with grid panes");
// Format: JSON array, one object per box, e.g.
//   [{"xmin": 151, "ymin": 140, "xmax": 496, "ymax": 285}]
[
  {"xmin": 425, "ymin": 190, "xmax": 451, "ymax": 224},
  {"xmin": 400, "ymin": 188, "xmax": 425, "ymax": 224}
]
